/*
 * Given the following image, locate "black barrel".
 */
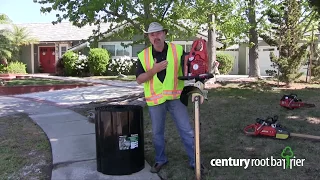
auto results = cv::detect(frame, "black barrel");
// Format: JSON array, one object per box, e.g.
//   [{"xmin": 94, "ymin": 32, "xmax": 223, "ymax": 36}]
[{"xmin": 95, "ymin": 105, "xmax": 145, "ymax": 175}]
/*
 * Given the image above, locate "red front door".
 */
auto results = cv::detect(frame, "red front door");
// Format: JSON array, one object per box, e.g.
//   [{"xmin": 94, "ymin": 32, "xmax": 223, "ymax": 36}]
[{"xmin": 39, "ymin": 47, "xmax": 56, "ymax": 73}]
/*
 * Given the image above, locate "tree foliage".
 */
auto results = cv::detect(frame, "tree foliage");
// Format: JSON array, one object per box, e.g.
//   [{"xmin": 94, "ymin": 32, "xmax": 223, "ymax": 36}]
[
  {"xmin": 33, "ymin": 0, "xmax": 203, "ymax": 46},
  {"xmin": 33, "ymin": 0, "xmax": 256, "ymax": 47},
  {"xmin": 0, "ymin": 14, "xmax": 39, "ymax": 61},
  {"xmin": 0, "ymin": 14, "xmax": 12, "ymax": 24},
  {"xmin": 6, "ymin": 25, "xmax": 39, "ymax": 60},
  {"xmin": 32, "ymin": 0, "xmax": 318, "ymax": 79},
  {"xmin": 308, "ymin": 0, "xmax": 320, "ymax": 15},
  {"xmin": 183, "ymin": 0, "xmax": 249, "ymax": 46},
  {"xmin": 0, "ymin": 14, "xmax": 13, "ymax": 60},
  {"xmin": 261, "ymin": 0, "xmax": 310, "ymax": 86},
  {"xmin": 0, "ymin": 29, "xmax": 12, "ymax": 60}
]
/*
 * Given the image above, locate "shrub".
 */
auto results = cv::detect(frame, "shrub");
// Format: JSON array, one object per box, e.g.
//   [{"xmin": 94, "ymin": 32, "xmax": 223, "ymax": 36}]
[
  {"xmin": 74, "ymin": 54, "xmax": 90, "ymax": 76},
  {"xmin": 62, "ymin": 51, "xmax": 78, "ymax": 76},
  {"xmin": 4, "ymin": 61, "xmax": 27, "ymax": 74},
  {"xmin": 87, "ymin": 48, "xmax": 110, "ymax": 75},
  {"xmin": 0, "ymin": 64, "xmax": 7, "ymax": 73},
  {"xmin": 57, "ymin": 52, "xmax": 90, "ymax": 76},
  {"xmin": 216, "ymin": 52, "xmax": 234, "ymax": 74},
  {"xmin": 265, "ymin": 69, "xmax": 277, "ymax": 77},
  {"xmin": 107, "ymin": 56, "xmax": 138, "ymax": 75}
]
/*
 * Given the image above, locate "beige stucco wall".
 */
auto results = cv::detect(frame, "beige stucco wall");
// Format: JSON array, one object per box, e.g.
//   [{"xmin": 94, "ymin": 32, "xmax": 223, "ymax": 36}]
[{"xmin": 20, "ymin": 45, "xmax": 32, "ymax": 73}]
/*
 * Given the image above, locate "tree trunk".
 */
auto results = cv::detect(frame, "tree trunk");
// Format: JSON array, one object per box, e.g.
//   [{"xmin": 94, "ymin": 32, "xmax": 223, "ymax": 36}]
[
  {"xmin": 248, "ymin": 0, "xmax": 261, "ymax": 78},
  {"xmin": 208, "ymin": 14, "xmax": 216, "ymax": 74},
  {"xmin": 144, "ymin": 2, "xmax": 151, "ymax": 47},
  {"xmin": 318, "ymin": 21, "xmax": 320, "ymax": 63}
]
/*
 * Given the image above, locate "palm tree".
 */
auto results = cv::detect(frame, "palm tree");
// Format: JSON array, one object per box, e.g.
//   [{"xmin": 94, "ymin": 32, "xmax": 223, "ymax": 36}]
[
  {"xmin": 6, "ymin": 24, "xmax": 39, "ymax": 60},
  {"xmin": 0, "ymin": 13, "xmax": 11, "ymax": 24},
  {"xmin": 0, "ymin": 29, "xmax": 12, "ymax": 60},
  {"xmin": 0, "ymin": 13, "xmax": 12, "ymax": 60},
  {"xmin": 0, "ymin": 14, "xmax": 39, "ymax": 63}
]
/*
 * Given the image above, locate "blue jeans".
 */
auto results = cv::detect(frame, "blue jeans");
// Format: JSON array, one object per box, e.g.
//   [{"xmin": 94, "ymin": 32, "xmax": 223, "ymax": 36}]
[{"xmin": 148, "ymin": 99, "xmax": 195, "ymax": 167}]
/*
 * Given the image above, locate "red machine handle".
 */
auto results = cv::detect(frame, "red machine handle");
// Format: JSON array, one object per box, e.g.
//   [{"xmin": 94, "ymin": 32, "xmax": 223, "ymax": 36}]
[{"xmin": 243, "ymin": 124, "xmax": 257, "ymax": 136}]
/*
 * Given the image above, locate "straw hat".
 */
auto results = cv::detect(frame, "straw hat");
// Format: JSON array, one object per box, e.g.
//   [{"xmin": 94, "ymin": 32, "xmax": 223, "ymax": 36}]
[{"xmin": 144, "ymin": 22, "xmax": 168, "ymax": 34}]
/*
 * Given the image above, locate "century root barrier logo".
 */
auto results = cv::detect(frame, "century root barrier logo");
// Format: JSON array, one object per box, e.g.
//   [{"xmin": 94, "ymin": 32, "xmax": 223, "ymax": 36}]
[
  {"xmin": 281, "ymin": 146, "xmax": 305, "ymax": 169},
  {"xmin": 210, "ymin": 146, "xmax": 305, "ymax": 169}
]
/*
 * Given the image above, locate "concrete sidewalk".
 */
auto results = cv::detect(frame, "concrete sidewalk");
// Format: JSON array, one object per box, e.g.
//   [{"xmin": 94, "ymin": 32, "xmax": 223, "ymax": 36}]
[{"xmin": 0, "ymin": 96, "xmax": 160, "ymax": 180}]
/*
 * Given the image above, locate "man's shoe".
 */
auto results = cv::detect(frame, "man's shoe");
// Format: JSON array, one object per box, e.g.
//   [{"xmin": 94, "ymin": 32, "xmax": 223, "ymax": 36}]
[{"xmin": 150, "ymin": 161, "xmax": 168, "ymax": 173}]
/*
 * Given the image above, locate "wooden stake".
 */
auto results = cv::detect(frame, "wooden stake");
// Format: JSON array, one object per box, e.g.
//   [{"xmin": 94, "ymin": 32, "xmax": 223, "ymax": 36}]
[{"xmin": 194, "ymin": 95, "xmax": 201, "ymax": 180}]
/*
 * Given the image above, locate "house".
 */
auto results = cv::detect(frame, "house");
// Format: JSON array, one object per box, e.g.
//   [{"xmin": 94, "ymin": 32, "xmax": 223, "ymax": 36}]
[
  {"xmin": 0, "ymin": 21, "xmax": 225, "ymax": 74},
  {"xmin": 0, "ymin": 22, "xmax": 113, "ymax": 73},
  {"xmin": 235, "ymin": 35, "xmax": 319, "ymax": 76}
]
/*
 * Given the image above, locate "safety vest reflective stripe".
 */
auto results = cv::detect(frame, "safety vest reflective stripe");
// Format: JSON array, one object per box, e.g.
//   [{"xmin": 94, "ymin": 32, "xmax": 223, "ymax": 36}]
[
  {"xmin": 144, "ymin": 48, "xmax": 158, "ymax": 104},
  {"xmin": 145, "ymin": 94, "xmax": 163, "ymax": 102},
  {"xmin": 146, "ymin": 90, "xmax": 182, "ymax": 101},
  {"xmin": 163, "ymin": 90, "xmax": 182, "ymax": 95},
  {"xmin": 171, "ymin": 43, "xmax": 179, "ymax": 99}
]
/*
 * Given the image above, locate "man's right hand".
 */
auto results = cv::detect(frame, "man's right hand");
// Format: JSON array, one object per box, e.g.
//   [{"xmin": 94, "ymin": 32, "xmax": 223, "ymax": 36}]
[
  {"xmin": 152, "ymin": 58, "xmax": 168, "ymax": 73},
  {"xmin": 136, "ymin": 58, "xmax": 167, "ymax": 85}
]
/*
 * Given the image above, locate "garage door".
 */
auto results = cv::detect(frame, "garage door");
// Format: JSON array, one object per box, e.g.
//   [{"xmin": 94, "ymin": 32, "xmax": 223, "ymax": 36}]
[{"xmin": 258, "ymin": 47, "xmax": 279, "ymax": 76}]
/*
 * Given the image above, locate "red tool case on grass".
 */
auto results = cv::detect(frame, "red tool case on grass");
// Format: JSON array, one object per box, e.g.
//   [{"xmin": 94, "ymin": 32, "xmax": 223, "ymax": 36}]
[{"xmin": 280, "ymin": 94, "xmax": 315, "ymax": 109}]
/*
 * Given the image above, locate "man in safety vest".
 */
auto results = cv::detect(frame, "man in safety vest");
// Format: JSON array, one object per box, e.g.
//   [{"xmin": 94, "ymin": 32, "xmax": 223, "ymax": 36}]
[{"xmin": 136, "ymin": 22, "xmax": 205, "ymax": 174}]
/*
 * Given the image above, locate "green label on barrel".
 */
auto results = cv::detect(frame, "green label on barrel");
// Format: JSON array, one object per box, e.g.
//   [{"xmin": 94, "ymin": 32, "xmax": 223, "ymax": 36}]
[{"xmin": 119, "ymin": 134, "xmax": 138, "ymax": 150}]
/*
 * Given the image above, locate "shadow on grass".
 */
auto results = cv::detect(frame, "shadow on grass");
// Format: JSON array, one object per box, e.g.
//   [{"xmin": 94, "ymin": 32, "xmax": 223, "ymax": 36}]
[
  {"xmin": 217, "ymin": 80, "xmax": 320, "ymax": 92},
  {"xmin": 143, "ymin": 86, "xmax": 320, "ymax": 180},
  {"xmin": 217, "ymin": 80, "xmax": 275, "ymax": 91}
]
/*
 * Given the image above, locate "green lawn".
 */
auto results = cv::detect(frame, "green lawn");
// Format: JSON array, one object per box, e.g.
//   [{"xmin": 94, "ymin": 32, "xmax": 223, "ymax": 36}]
[
  {"xmin": 0, "ymin": 113, "xmax": 52, "ymax": 179},
  {"xmin": 4, "ymin": 78, "xmax": 84, "ymax": 86},
  {"xmin": 142, "ymin": 81, "xmax": 320, "ymax": 180}
]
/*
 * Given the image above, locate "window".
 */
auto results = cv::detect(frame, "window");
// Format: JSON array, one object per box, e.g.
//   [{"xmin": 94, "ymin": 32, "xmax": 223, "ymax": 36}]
[
  {"xmin": 263, "ymin": 48, "xmax": 275, "ymax": 51},
  {"xmin": 186, "ymin": 45, "xmax": 192, "ymax": 52},
  {"xmin": 100, "ymin": 42, "xmax": 132, "ymax": 57},
  {"xmin": 132, "ymin": 44, "xmax": 145, "ymax": 57},
  {"xmin": 115, "ymin": 44, "xmax": 130, "ymax": 56},
  {"xmin": 59, "ymin": 44, "xmax": 68, "ymax": 57},
  {"xmin": 102, "ymin": 45, "xmax": 115, "ymax": 56},
  {"xmin": 61, "ymin": 47, "xmax": 67, "ymax": 54},
  {"xmin": 171, "ymin": 41, "xmax": 193, "ymax": 52}
]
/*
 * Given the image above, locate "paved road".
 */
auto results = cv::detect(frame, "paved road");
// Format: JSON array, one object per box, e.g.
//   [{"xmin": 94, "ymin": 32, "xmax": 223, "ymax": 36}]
[{"xmin": 14, "ymin": 84, "xmax": 143, "ymax": 106}]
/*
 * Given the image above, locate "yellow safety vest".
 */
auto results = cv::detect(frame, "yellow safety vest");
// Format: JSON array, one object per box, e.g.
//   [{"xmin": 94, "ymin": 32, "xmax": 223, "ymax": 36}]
[{"xmin": 137, "ymin": 43, "xmax": 185, "ymax": 106}]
